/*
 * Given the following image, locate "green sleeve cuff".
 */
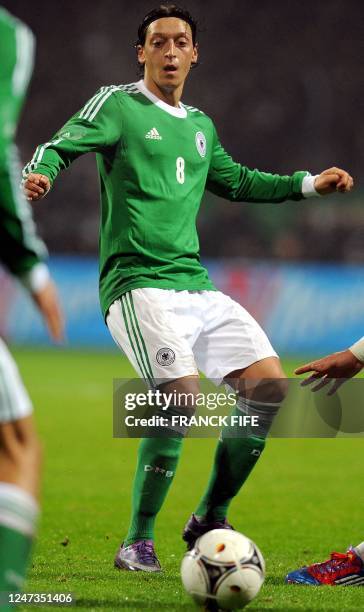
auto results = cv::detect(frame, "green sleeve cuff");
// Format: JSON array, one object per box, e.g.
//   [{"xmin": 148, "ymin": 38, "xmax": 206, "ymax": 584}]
[{"xmin": 292, "ymin": 171, "xmax": 310, "ymax": 199}]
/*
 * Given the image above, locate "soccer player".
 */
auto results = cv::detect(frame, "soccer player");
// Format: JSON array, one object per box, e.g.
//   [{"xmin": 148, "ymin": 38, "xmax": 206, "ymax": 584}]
[
  {"xmin": 22, "ymin": 4, "xmax": 353, "ymax": 572},
  {"xmin": 286, "ymin": 338, "xmax": 364, "ymax": 585},
  {"xmin": 0, "ymin": 6, "xmax": 63, "ymax": 601}
]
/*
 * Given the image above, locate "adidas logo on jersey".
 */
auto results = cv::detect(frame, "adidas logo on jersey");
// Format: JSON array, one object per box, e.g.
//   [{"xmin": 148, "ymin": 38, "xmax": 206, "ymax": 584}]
[{"xmin": 145, "ymin": 127, "xmax": 162, "ymax": 140}]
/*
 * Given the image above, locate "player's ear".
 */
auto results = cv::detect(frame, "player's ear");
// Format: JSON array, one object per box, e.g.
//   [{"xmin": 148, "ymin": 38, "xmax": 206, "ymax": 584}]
[
  {"xmin": 136, "ymin": 44, "xmax": 146, "ymax": 67},
  {"xmin": 191, "ymin": 43, "xmax": 198, "ymax": 68}
]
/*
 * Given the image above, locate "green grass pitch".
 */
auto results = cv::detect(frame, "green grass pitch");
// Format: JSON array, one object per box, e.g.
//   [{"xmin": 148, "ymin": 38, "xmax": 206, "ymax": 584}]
[{"xmin": 11, "ymin": 348, "xmax": 364, "ymax": 611}]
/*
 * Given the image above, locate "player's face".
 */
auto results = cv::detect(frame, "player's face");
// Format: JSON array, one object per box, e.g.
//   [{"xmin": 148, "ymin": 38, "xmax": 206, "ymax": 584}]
[{"xmin": 138, "ymin": 17, "xmax": 198, "ymax": 91}]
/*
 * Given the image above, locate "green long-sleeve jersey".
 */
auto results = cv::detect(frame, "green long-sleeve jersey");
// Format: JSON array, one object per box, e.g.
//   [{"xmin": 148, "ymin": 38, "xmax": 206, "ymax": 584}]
[
  {"xmin": 23, "ymin": 79, "xmax": 308, "ymax": 318},
  {"xmin": 0, "ymin": 7, "xmax": 47, "ymax": 278}
]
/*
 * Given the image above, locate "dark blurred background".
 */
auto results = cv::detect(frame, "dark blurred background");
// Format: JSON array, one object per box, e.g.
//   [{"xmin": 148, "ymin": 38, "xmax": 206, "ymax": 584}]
[{"xmin": 4, "ymin": 0, "xmax": 364, "ymax": 262}]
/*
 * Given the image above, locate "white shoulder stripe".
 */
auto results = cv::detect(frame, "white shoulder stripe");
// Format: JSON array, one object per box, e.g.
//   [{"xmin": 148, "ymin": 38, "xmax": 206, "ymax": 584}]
[
  {"xmin": 79, "ymin": 85, "xmax": 115, "ymax": 119},
  {"xmin": 183, "ymin": 104, "xmax": 204, "ymax": 114},
  {"xmin": 79, "ymin": 83, "xmax": 140, "ymax": 121},
  {"xmin": 79, "ymin": 84, "xmax": 137, "ymax": 122},
  {"xmin": 78, "ymin": 87, "xmax": 107, "ymax": 119},
  {"xmin": 87, "ymin": 86, "xmax": 122, "ymax": 121},
  {"xmin": 118, "ymin": 86, "xmax": 139, "ymax": 95},
  {"xmin": 117, "ymin": 82, "xmax": 142, "ymax": 96},
  {"xmin": 119, "ymin": 82, "xmax": 138, "ymax": 90}
]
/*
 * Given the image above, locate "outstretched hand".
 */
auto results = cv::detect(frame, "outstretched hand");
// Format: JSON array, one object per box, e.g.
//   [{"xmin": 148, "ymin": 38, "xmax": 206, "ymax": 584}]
[
  {"xmin": 23, "ymin": 173, "xmax": 51, "ymax": 201},
  {"xmin": 314, "ymin": 167, "xmax": 353, "ymax": 195},
  {"xmin": 295, "ymin": 350, "xmax": 363, "ymax": 395}
]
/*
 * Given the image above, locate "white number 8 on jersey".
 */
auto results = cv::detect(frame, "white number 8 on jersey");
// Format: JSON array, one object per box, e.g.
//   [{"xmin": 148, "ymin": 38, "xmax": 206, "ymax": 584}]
[{"xmin": 176, "ymin": 157, "xmax": 185, "ymax": 184}]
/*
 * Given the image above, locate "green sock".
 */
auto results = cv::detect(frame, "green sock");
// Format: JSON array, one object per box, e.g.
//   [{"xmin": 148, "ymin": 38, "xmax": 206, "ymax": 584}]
[
  {"xmin": 195, "ymin": 403, "xmax": 267, "ymax": 522},
  {"xmin": 0, "ymin": 484, "xmax": 38, "ymax": 603},
  {"xmin": 124, "ymin": 436, "xmax": 183, "ymax": 545},
  {"xmin": 195, "ymin": 435, "xmax": 265, "ymax": 522},
  {"xmin": 0, "ymin": 525, "xmax": 33, "ymax": 589}
]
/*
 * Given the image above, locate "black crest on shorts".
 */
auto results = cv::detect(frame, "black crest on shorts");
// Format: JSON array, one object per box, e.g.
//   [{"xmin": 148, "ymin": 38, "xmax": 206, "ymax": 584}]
[{"xmin": 156, "ymin": 348, "xmax": 175, "ymax": 366}]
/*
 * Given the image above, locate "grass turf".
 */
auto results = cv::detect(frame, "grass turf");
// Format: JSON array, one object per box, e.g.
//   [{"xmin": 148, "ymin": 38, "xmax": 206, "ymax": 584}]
[{"xmin": 10, "ymin": 347, "xmax": 364, "ymax": 611}]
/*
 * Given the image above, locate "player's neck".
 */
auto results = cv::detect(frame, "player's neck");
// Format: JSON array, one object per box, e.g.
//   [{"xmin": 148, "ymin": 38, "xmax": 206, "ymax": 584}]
[{"xmin": 142, "ymin": 77, "xmax": 183, "ymax": 108}]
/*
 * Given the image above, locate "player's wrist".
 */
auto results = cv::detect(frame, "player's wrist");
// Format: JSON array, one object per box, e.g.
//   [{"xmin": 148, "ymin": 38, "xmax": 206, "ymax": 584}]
[
  {"xmin": 301, "ymin": 173, "xmax": 321, "ymax": 198},
  {"xmin": 348, "ymin": 337, "xmax": 364, "ymax": 364}
]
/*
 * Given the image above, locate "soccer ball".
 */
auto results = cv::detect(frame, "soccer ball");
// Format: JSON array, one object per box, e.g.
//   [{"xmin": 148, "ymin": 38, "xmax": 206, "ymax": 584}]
[{"xmin": 181, "ymin": 529, "xmax": 265, "ymax": 610}]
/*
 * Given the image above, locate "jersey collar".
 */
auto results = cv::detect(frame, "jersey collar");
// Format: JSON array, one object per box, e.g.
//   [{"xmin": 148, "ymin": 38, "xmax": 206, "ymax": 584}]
[{"xmin": 136, "ymin": 79, "xmax": 187, "ymax": 119}]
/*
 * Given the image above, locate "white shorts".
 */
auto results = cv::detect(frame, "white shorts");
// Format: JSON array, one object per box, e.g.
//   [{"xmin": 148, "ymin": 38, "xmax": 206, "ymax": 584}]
[
  {"xmin": 0, "ymin": 338, "xmax": 33, "ymax": 423},
  {"xmin": 106, "ymin": 288, "xmax": 277, "ymax": 386}
]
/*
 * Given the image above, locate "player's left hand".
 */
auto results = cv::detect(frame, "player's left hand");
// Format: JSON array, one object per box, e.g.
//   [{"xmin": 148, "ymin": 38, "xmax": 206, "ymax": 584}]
[
  {"xmin": 295, "ymin": 349, "xmax": 363, "ymax": 395},
  {"xmin": 314, "ymin": 167, "xmax": 354, "ymax": 195},
  {"xmin": 32, "ymin": 279, "xmax": 64, "ymax": 343}
]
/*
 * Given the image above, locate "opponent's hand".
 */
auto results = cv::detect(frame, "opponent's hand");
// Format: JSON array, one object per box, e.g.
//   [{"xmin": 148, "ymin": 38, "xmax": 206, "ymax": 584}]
[
  {"xmin": 295, "ymin": 350, "xmax": 363, "ymax": 395},
  {"xmin": 314, "ymin": 167, "xmax": 353, "ymax": 195},
  {"xmin": 32, "ymin": 279, "xmax": 64, "ymax": 342},
  {"xmin": 23, "ymin": 173, "xmax": 51, "ymax": 201}
]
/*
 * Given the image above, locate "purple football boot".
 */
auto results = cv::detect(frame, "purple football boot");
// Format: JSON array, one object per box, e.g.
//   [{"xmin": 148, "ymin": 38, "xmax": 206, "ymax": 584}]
[
  {"xmin": 114, "ymin": 540, "xmax": 161, "ymax": 572},
  {"xmin": 183, "ymin": 513, "xmax": 234, "ymax": 550}
]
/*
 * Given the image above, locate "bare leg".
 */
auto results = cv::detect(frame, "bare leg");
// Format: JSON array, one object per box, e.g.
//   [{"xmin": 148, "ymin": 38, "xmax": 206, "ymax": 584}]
[{"xmin": 0, "ymin": 415, "xmax": 42, "ymax": 500}]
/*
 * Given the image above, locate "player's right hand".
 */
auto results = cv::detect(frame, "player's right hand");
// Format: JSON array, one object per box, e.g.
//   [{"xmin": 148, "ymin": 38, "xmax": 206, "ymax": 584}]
[
  {"xmin": 23, "ymin": 173, "xmax": 51, "ymax": 201},
  {"xmin": 295, "ymin": 350, "xmax": 363, "ymax": 395}
]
